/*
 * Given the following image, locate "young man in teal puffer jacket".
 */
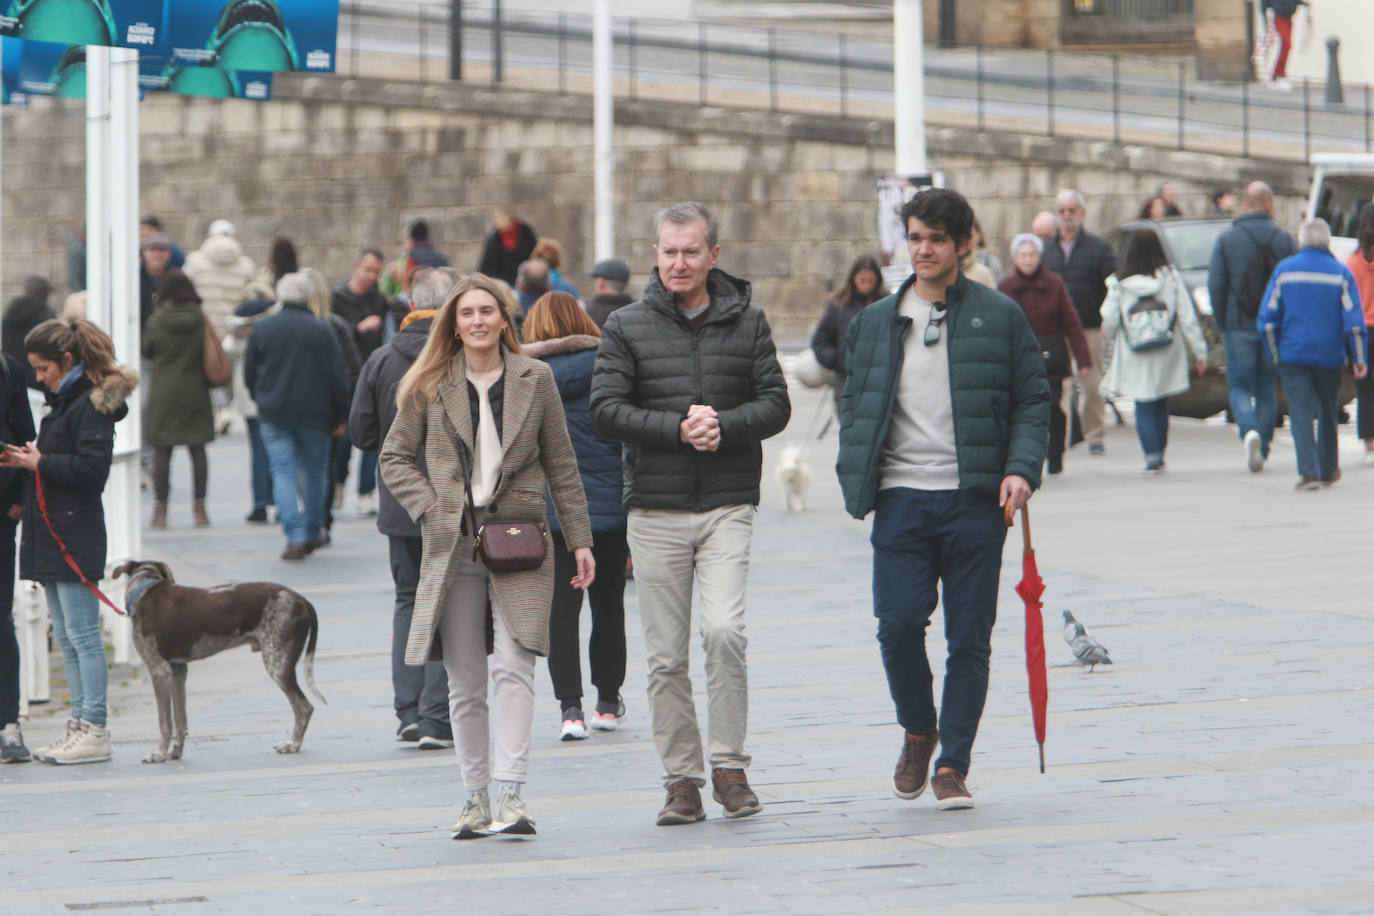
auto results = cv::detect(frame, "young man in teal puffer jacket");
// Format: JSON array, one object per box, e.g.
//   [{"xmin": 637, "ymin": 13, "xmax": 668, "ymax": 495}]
[{"xmin": 837, "ymin": 188, "xmax": 1049, "ymax": 811}]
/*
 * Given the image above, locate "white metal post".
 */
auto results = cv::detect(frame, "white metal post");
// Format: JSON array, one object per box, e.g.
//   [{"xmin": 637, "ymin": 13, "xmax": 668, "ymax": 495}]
[
  {"xmin": 86, "ymin": 45, "xmax": 111, "ymax": 328},
  {"xmin": 593, "ymin": 0, "xmax": 614, "ymax": 261},
  {"xmin": 893, "ymin": 0, "xmax": 927, "ymax": 175},
  {"xmin": 102, "ymin": 47, "xmax": 140, "ymax": 667}
]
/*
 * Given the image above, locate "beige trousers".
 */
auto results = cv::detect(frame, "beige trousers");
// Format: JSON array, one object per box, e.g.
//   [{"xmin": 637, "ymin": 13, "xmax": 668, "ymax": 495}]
[
  {"xmin": 627, "ymin": 505, "xmax": 755, "ymax": 787},
  {"xmin": 1064, "ymin": 326, "xmax": 1107, "ymax": 448},
  {"xmin": 437, "ymin": 548, "xmax": 536, "ymax": 790}
]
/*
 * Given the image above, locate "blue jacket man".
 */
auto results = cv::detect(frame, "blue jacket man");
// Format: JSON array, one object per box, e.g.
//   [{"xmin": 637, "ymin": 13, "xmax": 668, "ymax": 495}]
[
  {"xmin": 1206, "ymin": 181, "xmax": 1297, "ymax": 472},
  {"xmin": 837, "ymin": 188, "xmax": 1049, "ymax": 812},
  {"xmin": 1257, "ymin": 219, "xmax": 1368, "ymax": 488}
]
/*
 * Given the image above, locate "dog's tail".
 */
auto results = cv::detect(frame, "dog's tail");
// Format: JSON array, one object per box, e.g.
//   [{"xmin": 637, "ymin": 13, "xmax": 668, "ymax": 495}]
[{"xmin": 302, "ymin": 600, "xmax": 327, "ymax": 706}]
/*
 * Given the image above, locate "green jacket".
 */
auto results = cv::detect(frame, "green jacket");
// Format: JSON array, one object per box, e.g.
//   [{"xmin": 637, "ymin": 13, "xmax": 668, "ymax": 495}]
[
  {"xmin": 836, "ymin": 273, "xmax": 1050, "ymax": 519},
  {"xmin": 142, "ymin": 301, "xmax": 214, "ymax": 448}
]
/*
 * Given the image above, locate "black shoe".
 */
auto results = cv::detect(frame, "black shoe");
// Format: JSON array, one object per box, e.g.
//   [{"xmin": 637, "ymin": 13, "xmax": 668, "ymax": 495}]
[
  {"xmin": 397, "ymin": 721, "xmax": 419, "ymax": 742},
  {"xmin": 1047, "ymin": 455, "xmax": 1063, "ymax": 475},
  {"xmin": 303, "ymin": 531, "xmax": 331, "ymax": 554},
  {"xmin": 246, "ymin": 507, "xmax": 268, "ymax": 523}
]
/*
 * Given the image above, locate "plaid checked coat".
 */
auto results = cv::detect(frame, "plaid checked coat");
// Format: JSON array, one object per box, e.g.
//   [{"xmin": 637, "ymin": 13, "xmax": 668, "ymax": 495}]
[{"xmin": 380, "ymin": 349, "xmax": 593, "ymax": 664}]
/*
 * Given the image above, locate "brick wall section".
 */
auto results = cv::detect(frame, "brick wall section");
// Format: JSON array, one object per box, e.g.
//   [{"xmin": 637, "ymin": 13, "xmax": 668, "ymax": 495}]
[{"xmin": 1, "ymin": 75, "xmax": 1310, "ymax": 340}]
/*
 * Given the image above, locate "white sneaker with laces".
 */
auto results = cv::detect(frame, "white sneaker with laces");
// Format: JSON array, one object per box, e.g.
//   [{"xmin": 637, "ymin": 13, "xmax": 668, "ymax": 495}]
[
  {"xmin": 451, "ymin": 797, "xmax": 493, "ymax": 839},
  {"xmin": 35, "ymin": 719, "xmax": 81, "ymax": 762},
  {"xmin": 45, "ymin": 721, "xmax": 111, "ymax": 765},
  {"xmin": 490, "ymin": 791, "xmax": 536, "ymax": 836},
  {"xmin": 1245, "ymin": 430, "xmax": 1264, "ymax": 472}
]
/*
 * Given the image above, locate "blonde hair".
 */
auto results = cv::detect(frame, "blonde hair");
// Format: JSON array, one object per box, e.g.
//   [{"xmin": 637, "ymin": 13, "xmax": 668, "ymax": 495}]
[
  {"xmin": 395, "ymin": 273, "xmax": 523, "ymax": 407},
  {"xmin": 522, "ymin": 291, "xmax": 600, "ymax": 343},
  {"xmin": 303, "ymin": 267, "xmax": 332, "ymax": 321},
  {"xmin": 25, "ymin": 318, "xmax": 121, "ymax": 387}
]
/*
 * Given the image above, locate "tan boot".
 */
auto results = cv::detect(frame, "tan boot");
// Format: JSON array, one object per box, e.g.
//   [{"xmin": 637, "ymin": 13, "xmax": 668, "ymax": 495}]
[
  {"xmin": 193, "ymin": 500, "xmax": 210, "ymax": 528},
  {"xmin": 151, "ymin": 502, "xmax": 167, "ymax": 529}
]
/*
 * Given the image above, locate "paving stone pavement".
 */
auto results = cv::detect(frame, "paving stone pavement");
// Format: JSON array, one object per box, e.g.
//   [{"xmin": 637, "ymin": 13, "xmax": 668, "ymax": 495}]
[{"xmin": 4, "ymin": 378, "xmax": 1374, "ymax": 915}]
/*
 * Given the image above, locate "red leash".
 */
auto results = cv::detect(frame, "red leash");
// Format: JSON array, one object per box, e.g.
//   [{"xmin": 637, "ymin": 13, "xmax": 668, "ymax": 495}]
[{"xmin": 34, "ymin": 467, "xmax": 125, "ymax": 616}]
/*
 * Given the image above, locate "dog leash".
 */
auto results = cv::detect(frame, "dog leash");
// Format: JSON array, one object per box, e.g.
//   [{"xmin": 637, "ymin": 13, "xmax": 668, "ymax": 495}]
[{"xmin": 33, "ymin": 467, "xmax": 126, "ymax": 616}]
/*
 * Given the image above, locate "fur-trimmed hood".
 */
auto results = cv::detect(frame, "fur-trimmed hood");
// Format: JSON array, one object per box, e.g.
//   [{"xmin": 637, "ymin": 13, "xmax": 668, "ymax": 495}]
[
  {"xmin": 520, "ymin": 334, "xmax": 600, "ymax": 360},
  {"xmin": 89, "ymin": 365, "xmax": 140, "ymax": 414}
]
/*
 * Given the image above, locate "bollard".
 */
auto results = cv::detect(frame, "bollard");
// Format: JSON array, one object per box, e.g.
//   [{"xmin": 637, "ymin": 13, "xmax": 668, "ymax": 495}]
[
  {"xmin": 18, "ymin": 580, "xmax": 50, "ymax": 714},
  {"xmin": 1326, "ymin": 37, "xmax": 1344, "ymax": 105}
]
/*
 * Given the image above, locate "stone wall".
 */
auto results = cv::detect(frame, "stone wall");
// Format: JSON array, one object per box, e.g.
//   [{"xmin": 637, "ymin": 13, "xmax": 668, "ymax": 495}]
[{"xmin": 0, "ymin": 74, "xmax": 1311, "ymax": 340}]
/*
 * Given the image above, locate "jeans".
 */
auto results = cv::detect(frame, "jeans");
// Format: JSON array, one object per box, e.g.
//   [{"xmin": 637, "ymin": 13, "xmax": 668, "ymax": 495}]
[
  {"xmin": 45, "ymin": 581, "xmax": 107, "ymax": 726},
  {"xmin": 1134, "ymin": 397, "xmax": 1170, "ymax": 466},
  {"xmin": 259, "ymin": 421, "xmax": 331, "ymax": 545},
  {"xmin": 0, "ymin": 519, "xmax": 18, "ymax": 725},
  {"xmin": 389, "ymin": 536, "xmax": 450, "ymax": 736},
  {"xmin": 627, "ymin": 505, "xmax": 754, "ymax": 786},
  {"xmin": 331, "ymin": 432, "xmax": 378, "ymax": 498},
  {"xmin": 1278, "ymin": 365, "xmax": 1341, "ymax": 479},
  {"xmin": 246, "ymin": 417, "xmax": 273, "ymax": 510},
  {"xmin": 546, "ymin": 528, "xmax": 629, "ymax": 711},
  {"xmin": 871, "ymin": 487, "xmax": 1006, "ymax": 775},
  {"xmin": 1224, "ymin": 329, "xmax": 1278, "ymax": 456}
]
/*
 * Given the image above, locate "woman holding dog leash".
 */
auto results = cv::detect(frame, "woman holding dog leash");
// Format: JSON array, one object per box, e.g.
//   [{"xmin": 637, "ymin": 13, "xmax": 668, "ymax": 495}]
[
  {"xmin": 381, "ymin": 273, "xmax": 595, "ymax": 840},
  {"xmin": 0, "ymin": 319, "xmax": 138, "ymax": 765}
]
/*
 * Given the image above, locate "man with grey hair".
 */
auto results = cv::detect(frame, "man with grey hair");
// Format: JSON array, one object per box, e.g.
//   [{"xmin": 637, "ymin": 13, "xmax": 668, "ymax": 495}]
[
  {"xmin": 1040, "ymin": 189, "xmax": 1118, "ymax": 455},
  {"xmin": 591, "ymin": 201, "xmax": 790, "ymax": 826},
  {"xmin": 350, "ymin": 266, "xmax": 458, "ymax": 746},
  {"xmin": 515, "ymin": 258, "xmax": 551, "ymax": 314},
  {"xmin": 1257, "ymin": 218, "xmax": 1368, "ymax": 489},
  {"xmin": 243, "ymin": 272, "xmax": 351, "ymax": 560}
]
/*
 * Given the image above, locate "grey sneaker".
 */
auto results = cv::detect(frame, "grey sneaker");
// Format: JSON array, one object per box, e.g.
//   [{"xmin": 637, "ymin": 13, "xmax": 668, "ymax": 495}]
[
  {"xmin": 451, "ymin": 798, "xmax": 493, "ymax": 840},
  {"xmin": 35, "ymin": 719, "xmax": 81, "ymax": 761},
  {"xmin": 1, "ymin": 723, "xmax": 32, "ymax": 763},
  {"xmin": 45, "ymin": 721, "xmax": 111, "ymax": 765},
  {"xmin": 490, "ymin": 791, "xmax": 536, "ymax": 836}
]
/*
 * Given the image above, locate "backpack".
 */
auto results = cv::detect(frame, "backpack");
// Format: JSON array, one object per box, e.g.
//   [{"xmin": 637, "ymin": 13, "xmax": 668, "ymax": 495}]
[
  {"xmin": 1122, "ymin": 292, "xmax": 1176, "ymax": 352},
  {"xmin": 1236, "ymin": 226, "xmax": 1283, "ymax": 319}
]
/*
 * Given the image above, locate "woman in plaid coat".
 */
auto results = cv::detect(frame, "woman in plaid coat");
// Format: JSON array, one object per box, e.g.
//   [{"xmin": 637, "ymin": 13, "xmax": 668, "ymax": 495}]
[{"xmin": 380, "ymin": 273, "xmax": 594, "ymax": 840}]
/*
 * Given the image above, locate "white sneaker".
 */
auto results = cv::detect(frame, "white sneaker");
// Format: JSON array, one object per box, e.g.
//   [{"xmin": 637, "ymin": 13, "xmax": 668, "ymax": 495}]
[
  {"xmin": 35, "ymin": 719, "xmax": 81, "ymax": 761},
  {"xmin": 331, "ymin": 488, "xmax": 345, "ymax": 511},
  {"xmin": 1244, "ymin": 430, "xmax": 1264, "ymax": 472},
  {"xmin": 490, "ymin": 791, "xmax": 536, "ymax": 836},
  {"xmin": 45, "ymin": 721, "xmax": 111, "ymax": 765},
  {"xmin": 356, "ymin": 491, "xmax": 378, "ymax": 517},
  {"xmin": 559, "ymin": 710, "xmax": 588, "ymax": 741},
  {"xmin": 1273, "ymin": 77, "xmax": 1293, "ymax": 91},
  {"xmin": 451, "ymin": 797, "xmax": 493, "ymax": 840}
]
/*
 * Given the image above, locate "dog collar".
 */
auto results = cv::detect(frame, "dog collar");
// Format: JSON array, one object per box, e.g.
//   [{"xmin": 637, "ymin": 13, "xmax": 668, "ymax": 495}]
[{"xmin": 125, "ymin": 574, "xmax": 161, "ymax": 612}]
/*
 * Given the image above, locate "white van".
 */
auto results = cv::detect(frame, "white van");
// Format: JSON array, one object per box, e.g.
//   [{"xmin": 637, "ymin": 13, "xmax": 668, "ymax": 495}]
[{"xmin": 1307, "ymin": 153, "xmax": 1374, "ymax": 260}]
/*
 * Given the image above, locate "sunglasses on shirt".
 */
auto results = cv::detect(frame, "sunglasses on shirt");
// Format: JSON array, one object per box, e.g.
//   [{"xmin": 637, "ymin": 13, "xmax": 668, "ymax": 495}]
[{"xmin": 924, "ymin": 302, "xmax": 948, "ymax": 347}]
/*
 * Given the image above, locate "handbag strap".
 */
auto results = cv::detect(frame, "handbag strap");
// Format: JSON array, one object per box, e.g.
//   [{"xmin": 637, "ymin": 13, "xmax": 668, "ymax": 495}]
[{"xmin": 454, "ymin": 435, "xmax": 481, "ymax": 560}]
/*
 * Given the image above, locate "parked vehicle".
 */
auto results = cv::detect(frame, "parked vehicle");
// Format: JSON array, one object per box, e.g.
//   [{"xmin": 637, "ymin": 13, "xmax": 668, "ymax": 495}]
[{"xmin": 1307, "ymin": 152, "xmax": 1374, "ymax": 260}]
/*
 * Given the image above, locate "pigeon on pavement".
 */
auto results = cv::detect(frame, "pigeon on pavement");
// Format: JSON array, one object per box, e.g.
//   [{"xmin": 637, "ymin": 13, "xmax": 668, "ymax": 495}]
[{"xmin": 1062, "ymin": 610, "xmax": 1112, "ymax": 671}]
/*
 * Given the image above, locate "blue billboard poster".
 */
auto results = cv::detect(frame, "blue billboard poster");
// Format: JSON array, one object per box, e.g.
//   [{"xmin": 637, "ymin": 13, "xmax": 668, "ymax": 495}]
[
  {"xmin": 1, "ymin": 36, "xmax": 26, "ymax": 104},
  {"xmin": 168, "ymin": 1, "xmax": 337, "ymax": 74},
  {"xmin": 0, "ymin": 0, "xmax": 169, "ymax": 54},
  {"xmin": 4, "ymin": 35, "xmax": 86, "ymax": 99},
  {"xmin": 138, "ymin": 54, "xmax": 272, "ymax": 100}
]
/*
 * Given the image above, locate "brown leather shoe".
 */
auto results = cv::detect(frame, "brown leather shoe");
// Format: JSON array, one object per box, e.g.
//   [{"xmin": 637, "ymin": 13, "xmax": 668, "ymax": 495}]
[
  {"xmin": 281, "ymin": 543, "xmax": 309, "ymax": 561},
  {"xmin": 150, "ymin": 502, "xmax": 167, "ymax": 529},
  {"xmin": 656, "ymin": 778, "xmax": 705, "ymax": 826},
  {"xmin": 893, "ymin": 732, "xmax": 938, "ymax": 799},
  {"xmin": 711, "ymin": 768, "xmax": 762, "ymax": 819},
  {"xmin": 931, "ymin": 769, "xmax": 974, "ymax": 810}
]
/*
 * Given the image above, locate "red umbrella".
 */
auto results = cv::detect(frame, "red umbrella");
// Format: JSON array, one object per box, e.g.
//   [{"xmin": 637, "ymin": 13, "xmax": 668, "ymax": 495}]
[{"xmin": 1006, "ymin": 503, "xmax": 1048, "ymax": 773}]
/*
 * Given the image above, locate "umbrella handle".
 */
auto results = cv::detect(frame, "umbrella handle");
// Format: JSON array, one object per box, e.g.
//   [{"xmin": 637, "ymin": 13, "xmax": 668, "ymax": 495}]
[{"xmin": 1003, "ymin": 503, "xmax": 1034, "ymax": 551}]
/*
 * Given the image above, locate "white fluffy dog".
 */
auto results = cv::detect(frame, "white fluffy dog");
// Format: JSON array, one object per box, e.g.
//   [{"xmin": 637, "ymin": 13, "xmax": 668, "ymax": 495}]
[{"xmin": 774, "ymin": 445, "xmax": 813, "ymax": 513}]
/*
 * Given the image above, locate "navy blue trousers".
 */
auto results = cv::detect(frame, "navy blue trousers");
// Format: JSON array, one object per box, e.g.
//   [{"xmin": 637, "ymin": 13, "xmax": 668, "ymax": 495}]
[{"xmin": 871, "ymin": 487, "xmax": 1007, "ymax": 775}]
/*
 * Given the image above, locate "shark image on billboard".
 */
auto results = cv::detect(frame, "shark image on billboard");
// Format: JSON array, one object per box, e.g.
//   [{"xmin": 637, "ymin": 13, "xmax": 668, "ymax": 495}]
[
  {"xmin": 168, "ymin": 0, "xmax": 337, "ymax": 74},
  {"xmin": 0, "ymin": 0, "xmax": 168, "ymax": 53}
]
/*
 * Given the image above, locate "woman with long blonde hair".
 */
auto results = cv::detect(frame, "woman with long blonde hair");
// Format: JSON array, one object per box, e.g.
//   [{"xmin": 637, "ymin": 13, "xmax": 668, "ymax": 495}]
[
  {"xmin": 381, "ymin": 273, "xmax": 595, "ymax": 839},
  {"xmin": 1, "ymin": 319, "xmax": 138, "ymax": 765},
  {"xmin": 303, "ymin": 267, "xmax": 361, "ymax": 540}
]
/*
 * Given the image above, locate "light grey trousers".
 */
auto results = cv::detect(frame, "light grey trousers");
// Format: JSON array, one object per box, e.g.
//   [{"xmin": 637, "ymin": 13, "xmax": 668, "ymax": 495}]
[
  {"xmin": 627, "ymin": 505, "xmax": 754, "ymax": 787},
  {"xmin": 436, "ymin": 549, "xmax": 537, "ymax": 790}
]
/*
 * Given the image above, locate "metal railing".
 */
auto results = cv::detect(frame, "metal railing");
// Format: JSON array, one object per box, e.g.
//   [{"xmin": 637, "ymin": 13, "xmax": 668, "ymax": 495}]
[
  {"xmin": 334, "ymin": 1, "xmax": 1373, "ymax": 163},
  {"xmin": 1068, "ymin": 0, "xmax": 1194, "ymax": 15}
]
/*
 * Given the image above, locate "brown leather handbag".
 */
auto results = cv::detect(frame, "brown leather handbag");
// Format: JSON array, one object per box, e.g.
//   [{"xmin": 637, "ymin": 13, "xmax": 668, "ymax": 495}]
[
  {"xmin": 202, "ymin": 313, "xmax": 233, "ymax": 387},
  {"xmin": 458, "ymin": 439, "xmax": 546, "ymax": 572}
]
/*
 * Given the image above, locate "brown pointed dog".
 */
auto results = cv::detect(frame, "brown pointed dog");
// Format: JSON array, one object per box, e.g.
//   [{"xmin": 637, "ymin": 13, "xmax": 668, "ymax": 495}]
[{"xmin": 112, "ymin": 560, "xmax": 326, "ymax": 763}]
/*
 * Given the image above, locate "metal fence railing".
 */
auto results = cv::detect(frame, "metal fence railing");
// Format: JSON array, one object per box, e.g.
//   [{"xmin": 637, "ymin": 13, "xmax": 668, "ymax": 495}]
[
  {"xmin": 333, "ymin": 2, "xmax": 1374, "ymax": 163},
  {"xmin": 1068, "ymin": 0, "xmax": 1194, "ymax": 15}
]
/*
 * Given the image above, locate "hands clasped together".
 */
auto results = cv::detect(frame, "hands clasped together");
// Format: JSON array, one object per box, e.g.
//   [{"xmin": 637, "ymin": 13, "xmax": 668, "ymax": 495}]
[{"xmin": 679, "ymin": 404, "xmax": 720, "ymax": 453}]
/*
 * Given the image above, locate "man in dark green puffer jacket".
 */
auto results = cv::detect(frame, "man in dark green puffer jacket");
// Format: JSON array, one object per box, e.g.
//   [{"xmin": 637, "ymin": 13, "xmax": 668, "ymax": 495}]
[
  {"xmin": 591, "ymin": 202, "xmax": 790, "ymax": 828},
  {"xmin": 837, "ymin": 188, "xmax": 1049, "ymax": 811}
]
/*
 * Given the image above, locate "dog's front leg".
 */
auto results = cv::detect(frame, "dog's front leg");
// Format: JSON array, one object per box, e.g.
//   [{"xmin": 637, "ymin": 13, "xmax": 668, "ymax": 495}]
[
  {"xmin": 169, "ymin": 663, "xmax": 189, "ymax": 760},
  {"xmin": 142, "ymin": 660, "xmax": 176, "ymax": 764}
]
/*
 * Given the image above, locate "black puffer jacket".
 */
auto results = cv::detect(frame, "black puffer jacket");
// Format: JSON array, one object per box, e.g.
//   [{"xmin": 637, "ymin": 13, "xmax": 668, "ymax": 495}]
[
  {"xmin": 20, "ymin": 365, "xmax": 138, "ymax": 583},
  {"xmin": 1040, "ymin": 230, "xmax": 1120, "ymax": 330},
  {"xmin": 590, "ymin": 268, "xmax": 791, "ymax": 511}
]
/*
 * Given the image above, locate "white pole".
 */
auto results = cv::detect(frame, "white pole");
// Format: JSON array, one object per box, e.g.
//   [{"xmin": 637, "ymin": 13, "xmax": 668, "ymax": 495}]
[
  {"xmin": 86, "ymin": 45, "xmax": 111, "ymax": 327},
  {"xmin": 104, "ymin": 47, "xmax": 140, "ymax": 667},
  {"xmin": 592, "ymin": 0, "xmax": 614, "ymax": 261},
  {"xmin": 893, "ymin": 0, "xmax": 927, "ymax": 175}
]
